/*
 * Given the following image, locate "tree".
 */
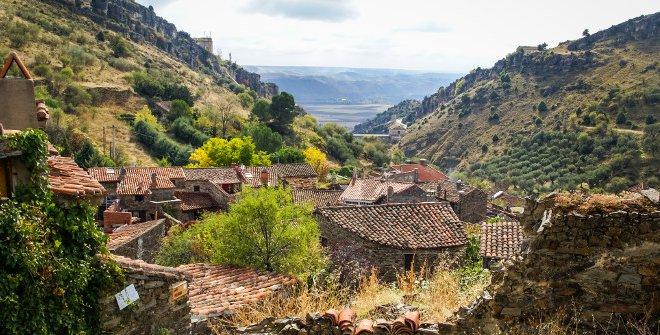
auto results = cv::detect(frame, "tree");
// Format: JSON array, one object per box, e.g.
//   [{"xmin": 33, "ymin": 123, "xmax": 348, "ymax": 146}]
[
  {"xmin": 157, "ymin": 187, "xmax": 325, "ymax": 278},
  {"xmin": 188, "ymin": 136, "xmax": 270, "ymax": 167},
  {"xmin": 168, "ymin": 99, "xmax": 192, "ymax": 121},
  {"xmin": 242, "ymin": 122, "xmax": 283, "ymax": 153},
  {"xmin": 270, "ymin": 92, "xmax": 297, "ymax": 131},
  {"xmin": 197, "ymin": 96, "xmax": 241, "ymax": 138},
  {"xmin": 303, "ymin": 147, "xmax": 328, "ymax": 180},
  {"xmin": 270, "ymin": 147, "xmax": 305, "ymax": 164},
  {"xmin": 251, "ymin": 98, "xmax": 272, "ymax": 122}
]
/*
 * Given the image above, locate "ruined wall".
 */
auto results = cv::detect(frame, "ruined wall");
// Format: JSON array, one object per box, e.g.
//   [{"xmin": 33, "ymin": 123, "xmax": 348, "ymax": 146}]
[
  {"xmin": 318, "ymin": 216, "xmax": 465, "ymax": 282},
  {"xmin": 109, "ymin": 218, "xmax": 169, "ymax": 263},
  {"xmin": 101, "ymin": 256, "xmax": 190, "ymax": 335},
  {"xmin": 452, "ymin": 194, "xmax": 659, "ymax": 333}
]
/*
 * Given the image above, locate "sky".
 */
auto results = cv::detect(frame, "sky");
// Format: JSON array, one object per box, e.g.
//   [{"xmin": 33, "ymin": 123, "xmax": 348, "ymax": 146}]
[{"xmin": 136, "ymin": 0, "xmax": 658, "ymax": 72}]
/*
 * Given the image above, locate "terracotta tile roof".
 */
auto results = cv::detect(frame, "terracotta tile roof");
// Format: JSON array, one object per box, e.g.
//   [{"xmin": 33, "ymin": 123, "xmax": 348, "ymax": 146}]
[
  {"xmin": 88, "ymin": 167, "xmax": 185, "ymax": 183},
  {"xmin": 391, "ymin": 163, "xmax": 448, "ymax": 183},
  {"xmin": 480, "ymin": 221, "xmax": 524, "ymax": 260},
  {"xmin": 47, "ymin": 156, "xmax": 106, "ymax": 198},
  {"xmin": 110, "ymin": 255, "xmax": 189, "ymax": 281},
  {"xmin": 177, "ymin": 263, "xmax": 298, "ymax": 317},
  {"xmin": 272, "ymin": 163, "xmax": 317, "ymax": 178},
  {"xmin": 292, "ymin": 189, "xmax": 342, "ymax": 208},
  {"xmin": 174, "ymin": 191, "xmax": 219, "ymax": 211},
  {"xmin": 243, "ymin": 166, "xmax": 279, "ymax": 187},
  {"xmin": 116, "ymin": 175, "xmax": 175, "ymax": 195},
  {"xmin": 316, "ymin": 202, "xmax": 467, "ymax": 249},
  {"xmin": 339, "ymin": 179, "xmax": 417, "ymax": 204},
  {"xmin": 183, "ymin": 168, "xmax": 242, "ymax": 184},
  {"xmin": 107, "ymin": 219, "xmax": 166, "ymax": 250}
]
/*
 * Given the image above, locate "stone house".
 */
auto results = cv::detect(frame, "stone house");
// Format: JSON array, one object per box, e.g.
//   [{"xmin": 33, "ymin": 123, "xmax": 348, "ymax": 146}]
[
  {"xmin": 315, "ymin": 202, "xmax": 468, "ymax": 281},
  {"xmin": 243, "ymin": 163, "xmax": 318, "ymax": 189},
  {"xmin": 339, "ymin": 178, "xmax": 430, "ymax": 205},
  {"xmin": 436, "ymin": 180, "xmax": 488, "ymax": 223},
  {"xmin": 388, "ymin": 118, "xmax": 407, "ymax": 142}
]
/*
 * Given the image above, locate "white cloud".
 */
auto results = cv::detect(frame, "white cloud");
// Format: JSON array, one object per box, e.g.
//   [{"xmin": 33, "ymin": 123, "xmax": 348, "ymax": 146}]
[{"xmin": 139, "ymin": 0, "xmax": 658, "ymax": 72}]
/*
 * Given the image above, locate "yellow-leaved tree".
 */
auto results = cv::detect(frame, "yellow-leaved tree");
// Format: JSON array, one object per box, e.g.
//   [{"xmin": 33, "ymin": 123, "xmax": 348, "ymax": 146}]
[{"xmin": 303, "ymin": 147, "xmax": 329, "ymax": 181}]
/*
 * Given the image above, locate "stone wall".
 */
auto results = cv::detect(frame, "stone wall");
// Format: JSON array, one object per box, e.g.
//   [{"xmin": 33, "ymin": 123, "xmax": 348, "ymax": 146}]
[
  {"xmin": 109, "ymin": 218, "xmax": 170, "ymax": 263},
  {"xmin": 451, "ymin": 194, "xmax": 659, "ymax": 333},
  {"xmin": 101, "ymin": 256, "xmax": 191, "ymax": 335},
  {"xmin": 318, "ymin": 216, "xmax": 465, "ymax": 282}
]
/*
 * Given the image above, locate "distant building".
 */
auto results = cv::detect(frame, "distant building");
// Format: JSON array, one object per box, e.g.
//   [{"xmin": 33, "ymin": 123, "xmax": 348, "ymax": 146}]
[
  {"xmin": 193, "ymin": 37, "xmax": 213, "ymax": 54},
  {"xmin": 388, "ymin": 118, "xmax": 407, "ymax": 142}
]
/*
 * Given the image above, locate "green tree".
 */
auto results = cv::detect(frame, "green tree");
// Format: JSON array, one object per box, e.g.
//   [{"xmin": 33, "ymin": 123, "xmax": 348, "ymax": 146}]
[
  {"xmin": 168, "ymin": 99, "xmax": 192, "ymax": 121},
  {"xmin": 270, "ymin": 147, "xmax": 305, "ymax": 164},
  {"xmin": 188, "ymin": 136, "xmax": 270, "ymax": 167},
  {"xmin": 270, "ymin": 92, "xmax": 297, "ymax": 131},
  {"xmin": 242, "ymin": 122, "xmax": 283, "ymax": 153},
  {"xmin": 157, "ymin": 187, "xmax": 325, "ymax": 278},
  {"xmin": 251, "ymin": 98, "xmax": 272, "ymax": 122}
]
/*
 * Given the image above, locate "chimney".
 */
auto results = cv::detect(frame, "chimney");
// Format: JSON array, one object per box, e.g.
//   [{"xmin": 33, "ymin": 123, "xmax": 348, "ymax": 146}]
[
  {"xmin": 419, "ymin": 158, "xmax": 428, "ymax": 166},
  {"xmin": 260, "ymin": 168, "xmax": 270, "ymax": 186}
]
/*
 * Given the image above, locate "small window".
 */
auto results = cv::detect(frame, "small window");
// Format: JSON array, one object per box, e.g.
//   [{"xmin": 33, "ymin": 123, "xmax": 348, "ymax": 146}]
[
  {"xmin": 193, "ymin": 185, "xmax": 200, "ymax": 192},
  {"xmin": 134, "ymin": 195, "xmax": 144, "ymax": 202},
  {"xmin": 404, "ymin": 254, "xmax": 416, "ymax": 271}
]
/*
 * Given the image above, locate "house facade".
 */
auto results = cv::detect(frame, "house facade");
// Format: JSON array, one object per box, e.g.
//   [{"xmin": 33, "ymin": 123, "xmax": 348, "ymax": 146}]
[{"xmin": 316, "ymin": 202, "xmax": 468, "ymax": 281}]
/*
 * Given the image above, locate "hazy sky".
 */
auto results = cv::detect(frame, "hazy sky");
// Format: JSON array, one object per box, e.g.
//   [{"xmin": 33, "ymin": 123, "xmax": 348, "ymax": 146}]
[{"xmin": 136, "ymin": 0, "xmax": 658, "ymax": 72}]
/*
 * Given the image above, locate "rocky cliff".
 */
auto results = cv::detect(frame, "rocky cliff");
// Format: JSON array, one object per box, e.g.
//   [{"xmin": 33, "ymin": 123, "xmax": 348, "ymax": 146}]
[{"xmin": 46, "ymin": 0, "xmax": 277, "ymax": 96}]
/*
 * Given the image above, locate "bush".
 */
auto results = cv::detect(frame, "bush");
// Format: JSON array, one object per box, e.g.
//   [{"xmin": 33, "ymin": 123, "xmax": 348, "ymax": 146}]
[
  {"xmin": 109, "ymin": 34, "xmax": 130, "ymax": 57},
  {"xmin": 171, "ymin": 117, "xmax": 209, "ymax": 147}
]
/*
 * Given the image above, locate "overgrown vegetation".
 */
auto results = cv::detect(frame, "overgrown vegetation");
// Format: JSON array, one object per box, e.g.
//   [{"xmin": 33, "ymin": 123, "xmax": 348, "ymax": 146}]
[
  {"xmin": 157, "ymin": 187, "xmax": 325, "ymax": 279},
  {"xmin": 0, "ymin": 130, "xmax": 121, "ymax": 334}
]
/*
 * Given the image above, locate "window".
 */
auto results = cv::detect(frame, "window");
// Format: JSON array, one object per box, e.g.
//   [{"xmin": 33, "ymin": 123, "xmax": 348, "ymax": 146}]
[
  {"xmin": 134, "ymin": 195, "xmax": 144, "ymax": 202},
  {"xmin": 404, "ymin": 254, "xmax": 416, "ymax": 271},
  {"xmin": 193, "ymin": 185, "xmax": 200, "ymax": 192}
]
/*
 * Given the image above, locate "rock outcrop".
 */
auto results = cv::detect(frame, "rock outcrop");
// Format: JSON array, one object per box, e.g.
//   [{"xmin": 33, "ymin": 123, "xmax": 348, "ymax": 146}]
[{"xmin": 46, "ymin": 0, "xmax": 277, "ymax": 96}]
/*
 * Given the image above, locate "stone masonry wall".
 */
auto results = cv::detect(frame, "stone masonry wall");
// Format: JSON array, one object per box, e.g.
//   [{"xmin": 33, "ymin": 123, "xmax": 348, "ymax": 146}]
[
  {"xmin": 101, "ymin": 256, "xmax": 191, "ymax": 335},
  {"xmin": 318, "ymin": 216, "xmax": 465, "ymax": 283},
  {"xmin": 109, "ymin": 218, "xmax": 170, "ymax": 263},
  {"xmin": 452, "ymin": 194, "xmax": 659, "ymax": 333}
]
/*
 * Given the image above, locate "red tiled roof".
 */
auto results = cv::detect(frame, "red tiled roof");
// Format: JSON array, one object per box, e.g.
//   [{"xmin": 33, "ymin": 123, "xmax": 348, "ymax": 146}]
[
  {"xmin": 183, "ymin": 168, "xmax": 242, "ymax": 184},
  {"xmin": 116, "ymin": 175, "xmax": 175, "ymax": 195},
  {"xmin": 339, "ymin": 179, "xmax": 417, "ymax": 204},
  {"xmin": 316, "ymin": 202, "xmax": 467, "ymax": 249},
  {"xmin": 391, "ymin": 163, "xmax": 448, "ymax": 183},
  {"xmin": 480, "ymin": 221, "xmax": 524, "ymax": 260},
  {"xmin": 292, "ymin": 189, "xmax": 342, "ymax": 208},
  {"xmin": 88, "ymin": 167, "xmax": 185, "ymax": 183},
  {"xmin": 107, "ymin": 219, "xmax": 166, "ymax": 250},
  {"xmin": 47, "ymin": 156, "xmax": 106, "ymax": 198},
  {"xmin": 174, "ymin": 191, "xmax": 219, "ymax": 211},
  {"xmin": 177, "ymin": 263, "xmax": 298, "ymax": 317}
]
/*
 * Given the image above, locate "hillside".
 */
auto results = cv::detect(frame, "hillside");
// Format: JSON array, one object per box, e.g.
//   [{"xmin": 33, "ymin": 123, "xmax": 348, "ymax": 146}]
[
  {"xmin": 245, "ymin": 65, "xmax": 460, "ymax": 104},
  {"xmin": 0, "ymin": 0, "xmax": 276, "ymax": 165},
  {"xmin": 391, "ymin": 13, "xmax": 659, "ymax": 194}
]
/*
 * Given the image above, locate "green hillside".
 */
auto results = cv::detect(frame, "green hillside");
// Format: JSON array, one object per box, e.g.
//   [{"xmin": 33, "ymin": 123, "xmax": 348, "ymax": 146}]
[{"xmin": 396, "ymin": 13, "xmax": 659, "ymax": 195}]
